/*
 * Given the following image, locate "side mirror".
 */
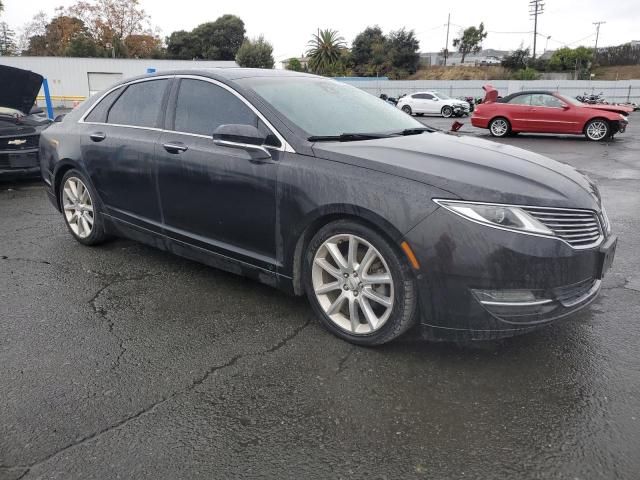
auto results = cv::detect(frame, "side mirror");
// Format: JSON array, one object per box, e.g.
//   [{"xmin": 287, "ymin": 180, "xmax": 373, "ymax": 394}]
[
  {"xmin": 54, "ymin": 114, "xmax": 66, "ymax": 122},
  {"xmin": 561, "ymin": 104, "xmax": 570, "ymax": 110},
  {"xmin": 212, "ymin": 124, "xmax": 271, "ymax": 160}
]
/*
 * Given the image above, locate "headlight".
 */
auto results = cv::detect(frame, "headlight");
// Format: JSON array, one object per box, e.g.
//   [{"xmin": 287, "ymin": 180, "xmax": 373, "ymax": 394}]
[
  {"xmin": 619, "ymin": 113, "xmax": 628, "ymax": 121},
  {"xmin": 434, "ymin": 199, "xmax": 553, "ymax": 235}
]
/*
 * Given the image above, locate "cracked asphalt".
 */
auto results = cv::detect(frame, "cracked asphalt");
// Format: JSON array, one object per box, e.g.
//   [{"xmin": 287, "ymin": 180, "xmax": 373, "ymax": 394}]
[{"xmin": 1, "ymin": 114, "xmax": 639, "ymax": 480}]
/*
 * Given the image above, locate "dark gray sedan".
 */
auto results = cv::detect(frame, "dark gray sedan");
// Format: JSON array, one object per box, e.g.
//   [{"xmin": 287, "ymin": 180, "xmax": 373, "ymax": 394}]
[{"xmin": 39, "ymin": 69, "xmax": 617, "ymax": 345}]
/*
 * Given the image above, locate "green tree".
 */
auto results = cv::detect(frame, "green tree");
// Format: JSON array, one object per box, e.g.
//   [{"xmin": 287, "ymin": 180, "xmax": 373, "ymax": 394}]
[
  {"xmin": 65, "ymin": 33, "xmax": 101, "ymax": 56},
  {"xmin": 306, "ymin": 29, "xmax": 346, "ymax": 76},
  {"xmin": 548, "ymin": 46, "xmax": 593, "ymax": 71},
  {"xmin": 351, "ymin": 26, "xmax": 387, "ymax": 76},
  {"xmin": 191, "ymin": 14, "xmax": 245, "ymax": 60},
  {"xmin": 502, "ymin": 45, "xmax": 530, "ymax": 70},
  {"xmin": 235, "ymin": 35, "xmax": 274, "ymax": 68},
  {"xmin": 166, "ymin": 30, "xmax": 197, "ymax": 59},
  {"xmin": 452, "ymin": 23, "xmax": 487, "ymax": 63},
  {"xmin": 0, "ymin": 21, "xmax": 16, "ymax": 55},
  {"xmin": 387, "ymin": 28, "xmax": 420, "ymax": 77},
  {"xmin": 286, "ymin": 57, "xmax": 303, "ymax": 71}
]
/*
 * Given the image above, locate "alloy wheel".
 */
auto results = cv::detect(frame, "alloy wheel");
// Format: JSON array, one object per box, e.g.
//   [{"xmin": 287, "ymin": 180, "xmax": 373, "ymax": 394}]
[
  {"xmin": 490, "ymin": 119, "xmax": 508, "ymax": 136},
  {"xmin": 586, "ymin": 121, "xmax": 608, "ymax": 140},
  {"xmin": 62, "ymin": 176, "xmax": 94, "ymax": 239},
  {"xmin": 311, "ymin": 234, "xmax": 394, "ymax": 335},
  {"xmin": 442, "ymin": 106, "xmax": 453, "ymax": 118}
]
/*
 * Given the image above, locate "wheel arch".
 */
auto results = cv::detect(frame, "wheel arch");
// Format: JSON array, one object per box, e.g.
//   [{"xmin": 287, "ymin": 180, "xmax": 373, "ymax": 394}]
[
  {"xmin": 288, "ymin": 205, "xmax": 405, "ymax": 296},
  {"xmin": 52, "ymin": 159, "xmax": 84, "ymax": 210}
]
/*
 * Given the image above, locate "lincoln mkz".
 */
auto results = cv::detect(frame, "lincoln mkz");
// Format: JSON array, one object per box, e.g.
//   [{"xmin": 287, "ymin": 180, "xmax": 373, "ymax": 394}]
[{"xmin": 39, "ymin": 69, "xmax": 617, "ymax": 345}]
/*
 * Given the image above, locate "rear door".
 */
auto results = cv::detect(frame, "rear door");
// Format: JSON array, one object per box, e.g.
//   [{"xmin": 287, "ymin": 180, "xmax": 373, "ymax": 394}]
[{"xmin": 80, "ymin": 78, "xmax": 170, "ymax": 231}]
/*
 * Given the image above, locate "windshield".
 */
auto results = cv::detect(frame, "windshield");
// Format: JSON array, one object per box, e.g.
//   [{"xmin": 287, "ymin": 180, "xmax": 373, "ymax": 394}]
[
  {"xmin": 237, "ymin": 76, "xmax": 423, "ymax": 137},
  {"xmin": 433, "ymin": 92, "xmax": 450, "ymax": 100}
]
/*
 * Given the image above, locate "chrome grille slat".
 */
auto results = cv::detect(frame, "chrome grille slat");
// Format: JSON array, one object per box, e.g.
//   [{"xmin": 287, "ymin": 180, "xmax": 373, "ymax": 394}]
[{"xmin": 523, "ymin": 206, "xmax": 603, "ymax": 248}]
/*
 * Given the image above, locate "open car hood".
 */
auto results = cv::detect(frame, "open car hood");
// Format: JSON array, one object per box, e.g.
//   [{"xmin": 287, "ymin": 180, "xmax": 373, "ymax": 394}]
[
  {"xmin": 0, "ymin": 65, "xmax": 44, "ymax": 115},
  {"xmin": 481, "ymin": 84, "xmax": 499, "ymax": 103}
]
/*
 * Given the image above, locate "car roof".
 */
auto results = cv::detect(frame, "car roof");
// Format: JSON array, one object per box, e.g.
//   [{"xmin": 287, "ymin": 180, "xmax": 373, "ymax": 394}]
[{"xmin": 119, "ymin": 68, "xmax": 319, "ymax": 85}]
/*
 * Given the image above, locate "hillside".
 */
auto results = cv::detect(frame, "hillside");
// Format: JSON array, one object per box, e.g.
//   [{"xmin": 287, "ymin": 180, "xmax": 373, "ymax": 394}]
[
  {"xmin": 409, "ymin": 66, "xmax": 511, "ymax": 80},
  {"xmin": 592, "ymin": 65, "xmax": 640, "ymax": 80}
]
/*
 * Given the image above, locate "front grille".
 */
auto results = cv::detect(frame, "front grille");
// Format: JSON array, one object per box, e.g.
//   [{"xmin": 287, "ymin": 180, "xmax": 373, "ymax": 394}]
[
  {"xmin": 522, "ymin": 206, "xmax": 603, "ymax": 248},
  {"xmin": 553, "ymin": 278, "xmax": 600, "ymax": 307},
  {"xmin": 0, "ymin": 134, "xmax": 39, "ymax": 151}
]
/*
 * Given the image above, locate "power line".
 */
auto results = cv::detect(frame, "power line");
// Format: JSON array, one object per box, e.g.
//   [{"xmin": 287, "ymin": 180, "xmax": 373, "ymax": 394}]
[{"xmin": 529, "ymin": 0, "xmax": 545, "ymax": 58}]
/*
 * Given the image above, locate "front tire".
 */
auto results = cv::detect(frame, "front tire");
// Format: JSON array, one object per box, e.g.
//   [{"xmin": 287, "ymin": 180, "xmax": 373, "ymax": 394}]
[
  {"xmin": 489, "ymin": 117, "xmax": 511, "ymax": 137},
  {"xmin": 584, "ymin": 119, "xmax": 611, "ymax": 141},
  {"xmin": 59, "ymin": 169, "xmax": 108, "ymax": 246},
  {"xmin": 303, "ymin": 220, "xmax": 417, "ymax": 346},
  {"xmin": 441, "ymin": 106, "xmax": 453, "ymax": 118},
  {"xmin": 401, "ymin": 105, "xmax": 413, "ymax": 115}
]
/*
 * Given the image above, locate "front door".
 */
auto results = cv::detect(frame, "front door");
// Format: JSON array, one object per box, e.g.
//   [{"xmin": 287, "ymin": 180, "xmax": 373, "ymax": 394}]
[{"xmin": 156, "ymin": 77, "xmax": 281, "ymax": 270}]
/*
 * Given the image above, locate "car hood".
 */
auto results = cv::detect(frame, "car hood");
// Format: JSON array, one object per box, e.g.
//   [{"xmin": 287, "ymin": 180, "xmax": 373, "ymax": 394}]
[
  {"xmin": 580, "ymin": 104, "xmax": 634, "ymax": 115},
  {"xmin": 0, "ymin": 65, "xmax": 44, "ymax": 115},
  {"xmin": 312, "ymin": 132, "xmax": 601, "ymax": 210}
]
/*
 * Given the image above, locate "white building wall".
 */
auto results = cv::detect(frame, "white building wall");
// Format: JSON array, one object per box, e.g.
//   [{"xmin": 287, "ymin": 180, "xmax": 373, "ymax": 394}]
[{"xmin": 0, "ymin": 56, "xmax": 237, "ymax": 106}]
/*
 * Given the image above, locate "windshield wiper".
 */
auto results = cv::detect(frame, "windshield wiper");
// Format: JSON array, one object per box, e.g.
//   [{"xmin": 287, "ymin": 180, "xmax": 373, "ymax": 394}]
[
  {"xmin": 398, "ymin": 126, "xmax": 438, "ymax": 135},
  {"xmin": 308, "ymin": 132, "xmax": 394, "ymax": 142}
]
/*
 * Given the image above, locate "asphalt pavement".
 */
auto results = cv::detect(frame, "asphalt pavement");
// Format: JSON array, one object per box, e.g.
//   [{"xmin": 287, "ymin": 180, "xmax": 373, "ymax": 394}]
[{"xmin": 1, "ymin": 115, "xmax": 639, "ymax": 479}]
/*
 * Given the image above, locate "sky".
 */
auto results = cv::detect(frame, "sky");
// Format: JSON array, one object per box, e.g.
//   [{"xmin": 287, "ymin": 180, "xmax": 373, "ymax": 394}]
[{"xmin": 2, "ymin": 0, "xmax": 638, "ymax": 64}]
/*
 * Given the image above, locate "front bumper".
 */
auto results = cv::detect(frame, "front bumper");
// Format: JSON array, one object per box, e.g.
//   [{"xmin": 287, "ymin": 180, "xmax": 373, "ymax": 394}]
[
  {"xmin": 0, "ymin": 148, "xmax": 40, "ymax": 178},
  {"xmin": 404, "ymin": 207, "xmax": 613, "ymax": 340}
]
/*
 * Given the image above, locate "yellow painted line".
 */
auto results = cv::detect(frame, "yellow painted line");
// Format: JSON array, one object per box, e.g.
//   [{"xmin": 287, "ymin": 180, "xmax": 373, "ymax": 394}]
[{"xmin": 36, "ymin": 95, "xmax": 86, "ymax": 101}]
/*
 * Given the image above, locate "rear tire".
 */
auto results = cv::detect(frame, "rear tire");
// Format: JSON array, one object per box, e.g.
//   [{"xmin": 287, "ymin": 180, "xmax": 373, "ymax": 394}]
[
  {"xmin": 584, "ymin": 118, "xmax": 611, "ymax": 141},
  {"xmin": 303, "ymin": 220, "xmax": 417, "ymax": 346},
  {"xmin": 401, "ymin": 105, "xmax": 413, "ymax": 115},
  {"xmin": 489, "ymin": 117, "xmax": 511, "ymax": 137},
  {"xmin": 59, "ymin": 169, "xmax": 108, "ymax": 246}
]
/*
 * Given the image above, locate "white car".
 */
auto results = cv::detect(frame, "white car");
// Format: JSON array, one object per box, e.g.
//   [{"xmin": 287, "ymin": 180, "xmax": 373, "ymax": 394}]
[{"xmin": 397, "ymin": 91, "xmax": 470, "ymax": 118}]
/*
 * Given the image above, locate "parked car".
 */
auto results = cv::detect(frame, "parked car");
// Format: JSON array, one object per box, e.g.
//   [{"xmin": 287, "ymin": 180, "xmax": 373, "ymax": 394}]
[
  {"xmin": 40, "ymin": 69, "xmax": 616, "ymax": 345},
  {"xmin": 397, "ymin": 91, "xmax": 470, "ymax": 117},
  {"xmin": 0, "ymin": 65, "xmax": 52, "ymax": 179},
  {"xmin": 472, "ymin": 85, "xmax": 631, "ymax": 141}
]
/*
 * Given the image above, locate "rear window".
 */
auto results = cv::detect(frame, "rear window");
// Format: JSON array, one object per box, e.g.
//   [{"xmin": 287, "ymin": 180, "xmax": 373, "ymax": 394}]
[
  {"xmin": 84, "ymin": 87, "xmax": 124, "ymax": 123},
  {"xmin": 107, "ymin": 79, "xmax": 168, "ymax": 128}
]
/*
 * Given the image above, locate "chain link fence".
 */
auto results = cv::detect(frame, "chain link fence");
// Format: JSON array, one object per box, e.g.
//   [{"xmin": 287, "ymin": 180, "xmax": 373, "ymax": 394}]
[{"xmin": 339, "ymin": 79, "xmax": 640, "ymax": 103}]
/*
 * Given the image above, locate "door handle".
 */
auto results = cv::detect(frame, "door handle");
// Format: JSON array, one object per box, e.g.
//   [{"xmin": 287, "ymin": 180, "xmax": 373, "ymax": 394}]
[
  {"xmin": 89, "ymin": 132, "xmax": 106, "ymax": 142},
  {"xmin": 163, "ymin": 142, "xmax": 188, "ymax": 154}
]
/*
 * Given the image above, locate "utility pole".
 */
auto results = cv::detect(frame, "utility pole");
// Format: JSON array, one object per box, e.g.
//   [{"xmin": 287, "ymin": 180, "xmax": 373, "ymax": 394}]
[
  {"xmin": 593, "ymin": 21, "xmax": 605, "ymax": 62},
  {"xmin": 443, "ymin": 13, "xmax": 451, "ymax": 66},
  {"xmin": 529, "ymin": 0, "xmax": 545, "ymax": 59}
]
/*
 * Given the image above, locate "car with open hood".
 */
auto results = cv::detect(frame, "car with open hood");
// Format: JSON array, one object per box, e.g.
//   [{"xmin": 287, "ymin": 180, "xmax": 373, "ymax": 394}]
[
  {"xmin": 0, "ymin": 65, "xmax": 52, "ymax": 178},
  {"xmin": 472, "ymin": 84, "xmax": 630, "ymax": 141},
  {"xmin": 397, "ymin": 91, "xmax": 470, "ymax": 118},
  {"xmin": 39, "ymin": 69, "xmax": 616, "ymax": 345}
]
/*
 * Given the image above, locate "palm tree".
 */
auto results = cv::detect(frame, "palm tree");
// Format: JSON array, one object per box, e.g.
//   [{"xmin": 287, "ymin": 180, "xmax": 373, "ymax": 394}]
[{"xmin": 306, "ymin": 29, "xmax": 346, "ymax": 76}]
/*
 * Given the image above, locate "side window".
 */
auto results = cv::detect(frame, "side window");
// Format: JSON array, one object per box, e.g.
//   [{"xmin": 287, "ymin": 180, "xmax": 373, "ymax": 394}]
[
  {"xmin": 531, "ymin": 94, "xmax": 563, "ymax": 108},
  {"xmin": 424, "ymin": 93, "xmax": 435, "ymax": 100},
  {"xmin": 107, "ymin": 79, "xmax": 168, "ymax": 128},
  {"xmin": 84, "ymin": 87, "xmax": 124, "ymax": 123},
  {"xmin": 412, "ymin": 94, "xmax": 425, "ymax": 99},
  {"xmin": 173, "ymin": 79, "xmax": 280, "ymax": 147},
  {"xmin": 507, "ymin": 94, "xmax": 532, "ymax": 105}
]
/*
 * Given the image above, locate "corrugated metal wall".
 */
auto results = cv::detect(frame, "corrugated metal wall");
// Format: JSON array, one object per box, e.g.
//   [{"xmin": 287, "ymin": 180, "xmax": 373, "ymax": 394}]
[
  {"xmin": 0, "ymin": 57, "xmax": 237, "ymax": 106},
  {"xmin": 339, "ymin": 78, "xmax": 640, "ymax": 103}
]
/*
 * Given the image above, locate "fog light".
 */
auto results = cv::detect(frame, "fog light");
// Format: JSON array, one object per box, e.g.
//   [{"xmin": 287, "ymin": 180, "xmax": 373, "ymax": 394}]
[{"xmin": 472, "ymin": 288, "xmax": 558, "ymax": 323}]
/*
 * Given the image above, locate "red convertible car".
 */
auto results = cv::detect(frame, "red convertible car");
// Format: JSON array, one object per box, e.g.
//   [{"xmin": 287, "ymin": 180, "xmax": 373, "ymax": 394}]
[{"xmin": 471, "ymin": 85, "xmax": 631, "ymax": 141}]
